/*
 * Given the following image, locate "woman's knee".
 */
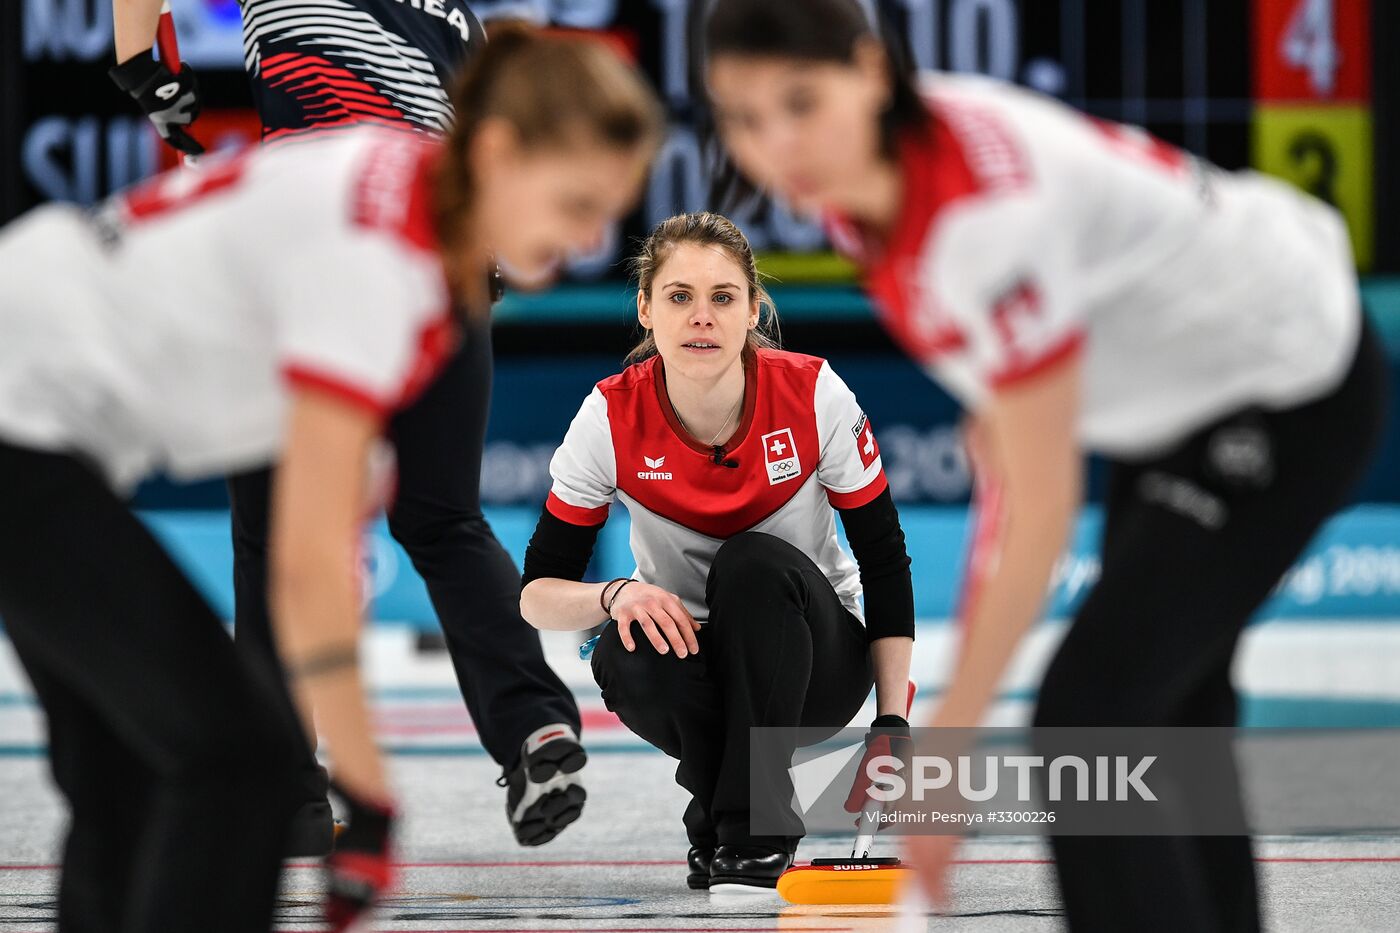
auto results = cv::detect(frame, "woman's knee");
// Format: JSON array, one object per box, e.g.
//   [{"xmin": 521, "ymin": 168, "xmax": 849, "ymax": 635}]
[
  {"xmin": 387, "ymin": 502, "xmax": 488, "ymax": 553},
  {"xmin": 592, "ymin": 624, "xmax": 704, "ymax": 705},
  {"xmin": 707, "ymin": 533, "xmax": 805, "ymax": 599},
  {"xmin": 591, "ymin": 628, "xmax": 718, "ymax": 754}
]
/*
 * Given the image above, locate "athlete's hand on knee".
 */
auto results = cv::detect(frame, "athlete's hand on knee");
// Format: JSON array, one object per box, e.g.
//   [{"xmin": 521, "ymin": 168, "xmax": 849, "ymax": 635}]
[
  {"xmin": 325, "ymin": 780, "xmax": 397, "ymax": 932},
  {"xmin": 610, "ymin": 583, "xmax": 699, "ymax": 657}
]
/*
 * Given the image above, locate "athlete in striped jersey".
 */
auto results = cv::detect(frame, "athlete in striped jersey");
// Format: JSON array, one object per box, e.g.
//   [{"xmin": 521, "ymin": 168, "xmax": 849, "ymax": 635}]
[
  {"xmin": 111, "ymin": 2, "xmax": 597, "ymax": 856},
  {"xmin": 110, "ymin": 0, "xmax": 483, "ymax": 150},
  {"xmin": 239, "ymin": 0, "xmax": 485, "ymax": 145}
]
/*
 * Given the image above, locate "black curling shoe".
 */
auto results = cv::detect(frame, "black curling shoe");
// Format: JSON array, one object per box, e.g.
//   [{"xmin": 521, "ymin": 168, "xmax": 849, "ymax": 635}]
[
  {"xmin": 687, "ymin": 846, "xmax": 715, "ymax": 889},
  {"xmin": 499, "ymin": 724, "xmax": 588, "ymax": 846},
  {"xmin": 708, "ymin": 844, "xmax": 794, "ymax": 892}
]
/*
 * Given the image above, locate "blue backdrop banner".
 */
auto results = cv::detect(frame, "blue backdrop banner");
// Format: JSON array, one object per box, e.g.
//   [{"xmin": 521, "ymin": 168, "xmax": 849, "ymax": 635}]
[{"xmin": 140, "ymin": 505, "xmax": 1400, "ymax": 628}]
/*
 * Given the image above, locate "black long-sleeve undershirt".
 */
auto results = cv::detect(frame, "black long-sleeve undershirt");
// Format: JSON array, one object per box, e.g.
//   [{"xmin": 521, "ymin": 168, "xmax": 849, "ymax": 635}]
[
  {"xmin": 521, "ymin": 487, "xmax": 915, "ymax": 642},
  {"xmin": 836, "ymin": 487, "xmax": 915, "ymax": 641},
  {"xmin": 521, "ymin": 510, "xmax": 603, "ymax": 588}
]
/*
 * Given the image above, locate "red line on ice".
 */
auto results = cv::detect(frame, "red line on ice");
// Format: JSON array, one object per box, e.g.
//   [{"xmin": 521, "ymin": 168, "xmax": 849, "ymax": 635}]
[
  {"xmin": 1256, "ymin": 856, "xmax": 1400, "ymax": 863},
  {"xmin": 282, "ymin": 858, "xmax": 684, "ymax": 869}
]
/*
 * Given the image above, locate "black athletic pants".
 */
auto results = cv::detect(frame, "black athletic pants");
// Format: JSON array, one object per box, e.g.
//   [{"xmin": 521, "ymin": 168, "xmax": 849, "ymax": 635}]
[
  {"xmin": 0, "ymin": 443, "xmax": 304, "ymax": 933},
  {"xmin": 1033, "ymin": 317, "xmax": 1389, "ymax": 933},
  {"xmin": 228, "ymin": 323, "xmax": 580, "ymax": 783},
  {"xmin": 591, "ymin": 532, "xmax": 874, "ymax": 849}
]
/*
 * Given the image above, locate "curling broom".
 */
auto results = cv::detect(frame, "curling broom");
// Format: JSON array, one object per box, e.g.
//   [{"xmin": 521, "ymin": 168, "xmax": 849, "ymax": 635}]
[
  {"xmin": 776, "ymin": 470, "xmax": 1005, "ymax": 906},
  {"xmin": 154, "ymin": 2, "xmax": 184, "ymax": 79},
  {"xmin": 155, "ymin": 1, "xmax": 200, "ymax": 165}
]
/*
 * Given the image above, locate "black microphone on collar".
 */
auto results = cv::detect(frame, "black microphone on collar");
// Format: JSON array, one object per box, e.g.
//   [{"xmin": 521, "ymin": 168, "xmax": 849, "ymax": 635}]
[{"xmin": 712, "ymin": 446, "xmax": 740, "ymax": 469}]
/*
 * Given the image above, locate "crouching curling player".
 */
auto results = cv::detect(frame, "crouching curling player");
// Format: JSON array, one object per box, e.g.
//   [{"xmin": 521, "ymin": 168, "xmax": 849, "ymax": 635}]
[{"xmin": 520, "ymin": 212, "xmax": 916, "ymax": 892}]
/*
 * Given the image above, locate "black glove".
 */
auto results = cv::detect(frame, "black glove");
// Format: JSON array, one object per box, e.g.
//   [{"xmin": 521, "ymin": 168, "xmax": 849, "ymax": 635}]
[
  {"xmin": 844, "ymin": 714, "xmax": 912, "ymax": 813},
  {"xmin": 109, "ymin": 50, "xmax": 205, "ymax": 156},
  {"xmin": 325, "ymin": 780, "xmax": 397, "ymax": 932},
  {"xmin": 868, "ymin": 713, "xmax": 912, "ymax": 739}
]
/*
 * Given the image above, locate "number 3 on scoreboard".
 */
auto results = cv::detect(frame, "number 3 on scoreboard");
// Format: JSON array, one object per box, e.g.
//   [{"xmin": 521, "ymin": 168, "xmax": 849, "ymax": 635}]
[{"xmin": 1281, "ymin": 0, "xmax": 1339, "ymax": 96}]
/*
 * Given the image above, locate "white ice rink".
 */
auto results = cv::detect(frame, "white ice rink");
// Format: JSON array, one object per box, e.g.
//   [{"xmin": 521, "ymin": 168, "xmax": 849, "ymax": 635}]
[{"xmin": 2, "ymin": 622, "xmax": 1398, "ymax": 930}]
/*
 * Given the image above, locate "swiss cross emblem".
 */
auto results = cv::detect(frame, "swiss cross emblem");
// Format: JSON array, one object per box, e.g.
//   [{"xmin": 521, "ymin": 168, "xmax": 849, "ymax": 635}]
[
  {"xmin": 762, "ymin": 428, "xmax": 802, "ymax": 486},
  {"xmin": 991, "ymin": 279, "xmax": 1044, "ymax": 364},
  {"xmin": 852, "ymin": 413, "xmax": 879, "ymax": 470}
]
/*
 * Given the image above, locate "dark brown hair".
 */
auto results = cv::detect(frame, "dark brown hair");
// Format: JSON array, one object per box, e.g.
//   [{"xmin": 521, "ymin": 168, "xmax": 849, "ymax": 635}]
[
  {"xmin": 435, "ymin": 25, "xmax": 665, "ymax": 298},
  {"xmin": 698, "ymin": 0, "xmax": 930, "ymax": 210},
  {"xmin": 626, "ymin": 212, "xmax": 780, "ymax": 364}
]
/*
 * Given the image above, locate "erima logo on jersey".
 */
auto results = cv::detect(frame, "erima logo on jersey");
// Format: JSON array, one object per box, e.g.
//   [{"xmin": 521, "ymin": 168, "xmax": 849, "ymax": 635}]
[{"xmin": 638, "ymin": 455, "xmax": 672, "ymax": 481}]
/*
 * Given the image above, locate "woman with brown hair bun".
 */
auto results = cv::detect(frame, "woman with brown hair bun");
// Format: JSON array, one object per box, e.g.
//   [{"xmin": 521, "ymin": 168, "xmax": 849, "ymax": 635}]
[
  {"xmin": 0, "ymin": 28, "xmax": 661, "ymax": 932},
  {"xmin": 521, "ymin": 211, "xmax": 916, "ymax": 893}
]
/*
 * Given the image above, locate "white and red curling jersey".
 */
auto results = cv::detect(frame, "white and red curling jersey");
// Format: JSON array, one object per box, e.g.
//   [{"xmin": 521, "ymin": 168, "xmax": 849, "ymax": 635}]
[
  {"xmin": 546, "ymin": 350, "xmax": 887, "ymax": 623},
  {"xmin": 829, "ymin": 73, "xmax": 1360, "ymax": 457},
  {"xmin": 0, "ymin": 128, "xmax": 454, "ymax": 490}
]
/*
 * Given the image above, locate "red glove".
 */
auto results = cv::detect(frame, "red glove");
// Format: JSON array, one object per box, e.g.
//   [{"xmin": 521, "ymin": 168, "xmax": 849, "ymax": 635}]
[
  {"xmin": 844, "ymin": 714, "xmax": 912, "ymax": 813},
  {"xmin": 325, "ymin": 781, "xmax": 397, "ymax": 931}
]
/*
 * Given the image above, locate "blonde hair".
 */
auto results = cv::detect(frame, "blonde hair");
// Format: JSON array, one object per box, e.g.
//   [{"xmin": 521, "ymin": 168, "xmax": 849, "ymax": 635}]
[
  {"xmin": 435, "ymin": 26, "xmax": 665, "ymax": 295},
  {"xmin": 626, "ymin": 212, "xmax": 781, "ymax": 364}
]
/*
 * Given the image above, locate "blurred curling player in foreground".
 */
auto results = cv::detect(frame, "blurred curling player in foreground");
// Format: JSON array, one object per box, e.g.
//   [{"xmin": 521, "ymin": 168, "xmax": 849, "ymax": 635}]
[
  {"xmin": 702, "ymin": 0, "xmax": 1385, "ymax": 928},
  {"xmin": 110, "ymin": 0, "xmax": 598, "ymax": 855}
]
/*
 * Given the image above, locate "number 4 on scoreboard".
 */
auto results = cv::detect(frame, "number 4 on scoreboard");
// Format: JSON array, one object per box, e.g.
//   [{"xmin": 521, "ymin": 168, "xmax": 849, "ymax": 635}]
[{"xmin": 1281, "ymin": 0, "xmax": 1339, "ymax": 96}]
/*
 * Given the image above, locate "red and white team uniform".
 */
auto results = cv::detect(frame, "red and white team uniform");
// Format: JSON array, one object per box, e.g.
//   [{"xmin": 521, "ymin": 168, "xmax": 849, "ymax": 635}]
[
  {"xmin": 0, "ymin": 128, "xmax": 453, "ymax": 490},
  {"xmin": 829, "ymin": 73, "xmax": 1360, "ymax": 456},
  {"xmin": 546, "ymin": 350, "xmax": 886, "ymax": 622}
]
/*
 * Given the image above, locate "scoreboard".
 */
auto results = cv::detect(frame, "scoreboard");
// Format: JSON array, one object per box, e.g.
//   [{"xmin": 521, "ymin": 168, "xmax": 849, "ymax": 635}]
[
  {"xmin": 3, "ymin": 0, "xmax": 1388, "ymax": 272},
  {"xmin": 1251, "ymin": 0, "xmax": 1374, "ymax": 268}
]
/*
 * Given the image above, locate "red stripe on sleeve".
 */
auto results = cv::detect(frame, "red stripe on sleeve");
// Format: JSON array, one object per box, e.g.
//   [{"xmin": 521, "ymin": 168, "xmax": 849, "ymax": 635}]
[
  {"xmin": 283, "ymin": 365, "xmax": 388, "ymax": 419},
  {"xmin": 546, "ymin": 491, "xmax": 610, "ymax": 527},
  {"xmin": 990, "ymin": 331, "xmax": 1086, "ymax": 389},
  {"xmin": 826, "ymin": 471, "xmax": 890, "ymax": 510}
]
